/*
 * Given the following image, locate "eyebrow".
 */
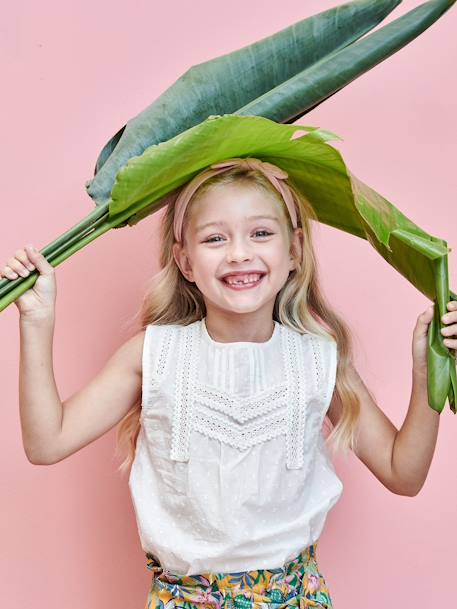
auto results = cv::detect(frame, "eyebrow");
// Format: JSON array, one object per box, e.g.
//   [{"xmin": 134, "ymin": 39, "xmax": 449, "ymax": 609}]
[{"xmin": 196, "ymin": 215, "xmax": 280, "ymax": 232}]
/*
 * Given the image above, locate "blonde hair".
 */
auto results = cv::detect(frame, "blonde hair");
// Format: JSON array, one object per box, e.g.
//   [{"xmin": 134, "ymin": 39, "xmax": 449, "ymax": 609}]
[{"xmin": 115, "ymin": 165, "xmax": 362, "ymax": 474}]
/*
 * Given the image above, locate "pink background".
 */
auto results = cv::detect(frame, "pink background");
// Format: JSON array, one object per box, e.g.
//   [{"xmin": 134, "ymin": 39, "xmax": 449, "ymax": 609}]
[{"xmin": 1, "ymin": 1, "xmax": 456, "ymax": 607}]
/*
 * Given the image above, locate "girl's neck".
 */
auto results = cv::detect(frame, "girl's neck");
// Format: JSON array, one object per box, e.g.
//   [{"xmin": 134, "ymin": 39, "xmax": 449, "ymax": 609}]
[{"xmin": 203, "ymin": 311, "xmax": 276, "ymax": 344}]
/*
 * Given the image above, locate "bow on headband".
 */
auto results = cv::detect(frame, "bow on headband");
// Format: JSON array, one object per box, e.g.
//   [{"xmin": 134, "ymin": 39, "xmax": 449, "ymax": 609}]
[{"xmin": 172, "ymin": 157, "xmax": 299, "ymax": 243}]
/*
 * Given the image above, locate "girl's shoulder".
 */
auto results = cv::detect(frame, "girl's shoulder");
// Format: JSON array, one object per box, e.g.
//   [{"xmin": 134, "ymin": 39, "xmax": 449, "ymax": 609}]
[{"xmin": 121, "ymin": 327, "xmax": 148, "ymax": 378}]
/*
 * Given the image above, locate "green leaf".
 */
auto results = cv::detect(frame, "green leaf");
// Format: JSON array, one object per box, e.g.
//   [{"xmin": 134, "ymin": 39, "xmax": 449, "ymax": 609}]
[
  {"xmin": 104, "ymin": 113, "xmax": 456, "ymax": 413},
  {"xmin": 86, "ymin": 0, "xmax": 403, "ymax": 205},
  {"xmin": 236, "ymin": 0, "xmax": 457, "ymax": 120},
  {"xmin": 85, "ymin": 0, "xmax": 455, "ymax": 207}
]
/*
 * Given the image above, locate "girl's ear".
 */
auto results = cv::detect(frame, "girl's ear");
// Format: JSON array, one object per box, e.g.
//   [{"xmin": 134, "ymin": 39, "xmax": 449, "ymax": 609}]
[
  {"xmin": 289, "ymin": 228, "xmax": 304, "ymax": 271},
  {"xmin": 172, "ymin": 242, "xmax": 195, "ymax": 283}
]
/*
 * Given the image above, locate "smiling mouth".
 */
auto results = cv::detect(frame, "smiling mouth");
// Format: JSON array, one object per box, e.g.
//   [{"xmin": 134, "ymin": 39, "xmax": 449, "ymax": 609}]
[{"xmin": 220, "ymin": 273, "xmax": 266, "ymax": 289}]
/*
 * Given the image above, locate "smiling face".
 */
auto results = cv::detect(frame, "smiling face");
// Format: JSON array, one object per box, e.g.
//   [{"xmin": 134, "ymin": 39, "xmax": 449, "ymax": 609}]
[{"xmin": 172, "ymin": 181, "xmax": 303, "ymax": 321}]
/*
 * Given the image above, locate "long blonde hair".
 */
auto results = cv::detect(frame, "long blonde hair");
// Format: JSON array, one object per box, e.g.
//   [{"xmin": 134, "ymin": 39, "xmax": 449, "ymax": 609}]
[{"xmin": 115, "ymin": 165, "xmax": 361, "ymax": 474}]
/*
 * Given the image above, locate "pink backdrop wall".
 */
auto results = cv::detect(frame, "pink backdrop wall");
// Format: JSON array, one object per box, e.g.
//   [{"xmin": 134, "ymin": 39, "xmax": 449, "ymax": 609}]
[{"xmin": 1, "ymin": 1, "xmax": 456, "ymax": 607}]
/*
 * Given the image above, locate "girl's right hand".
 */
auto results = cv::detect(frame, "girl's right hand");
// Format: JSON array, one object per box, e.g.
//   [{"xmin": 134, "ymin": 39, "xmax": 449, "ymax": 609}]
[{"xmin": 0, "ymin": 244, "xmax": 56, "ymax": 320}]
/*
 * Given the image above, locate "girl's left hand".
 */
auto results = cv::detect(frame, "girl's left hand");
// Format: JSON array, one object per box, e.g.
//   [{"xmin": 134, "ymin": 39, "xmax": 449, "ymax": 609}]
[{"xmin": 412, "ymin": 300, "xmax": 457, "ymax": 376}]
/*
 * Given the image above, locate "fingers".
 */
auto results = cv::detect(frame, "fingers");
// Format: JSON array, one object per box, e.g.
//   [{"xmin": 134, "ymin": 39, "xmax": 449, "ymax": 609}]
[
  {"xmin": 0, "ymin": 244, "xmax": 52, "ymax": 280},
  {"xmin": 417, "ymin": 305, "xmax": 434, "ymax": 326},
  {"xmin": 442, "ymin": 301, "xmax": 457, "ymax": 323},
  {"xmin": 421, "ymin": 300, "xmax": 457, "ymax": 325},
  {"xmin": 1, "ymin": 246, "xmax": 35, "ymax": 279},
  {"xmin": 438, "ymin": 300, "xmax": 457, "ymax": 351}
]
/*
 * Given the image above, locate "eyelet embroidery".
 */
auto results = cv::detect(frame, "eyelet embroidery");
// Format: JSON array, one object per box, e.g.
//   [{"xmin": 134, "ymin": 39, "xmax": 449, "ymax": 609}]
[
  {"xmin": 192, "ymin": 382, "xmax": 289, "ymax": 423},
  {"xmin": 170, "ymin": 323, "xmax": 199, "ymax": 462},
  {"xmin": 309, "ymin": 334, "xmax": 324, "ymax": 398},
  {"xmin": 156, "ymin": 324, "xmax": 174, "ymax": 377},
  {"xmin": 192, "ymin": 405, "xmax": 289, "ymax": 451},
  {"xmin": 282, "ymin": 328, "xmax": 308, "ymax": 470}
]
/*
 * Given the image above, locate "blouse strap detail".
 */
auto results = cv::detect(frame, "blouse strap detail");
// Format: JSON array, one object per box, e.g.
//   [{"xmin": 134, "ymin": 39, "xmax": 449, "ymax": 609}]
[
  {"xmin": 142, "ymin": 323, "xmax": 176, "ymax": 409},
  {"xmin": 282, "ymin": 327, "xmax": 309, "ymax": 470},
  {"xmin": 282, "ymin": 328, "xmax": 329, "ymax": 471},
  {"xmin": 309, "ymin": 333, "xmax": 324, "ymax": 399},
  {"xmin": 170, "ymin": 322, "xmax": 200, "ymax": 462},
  {"xmin": 141, "ymin": 325, "xmax": 154, "ymax": 409},
  {"xmin": 155, "ymin": 324, "xmax": 175, "ymax": 378}
]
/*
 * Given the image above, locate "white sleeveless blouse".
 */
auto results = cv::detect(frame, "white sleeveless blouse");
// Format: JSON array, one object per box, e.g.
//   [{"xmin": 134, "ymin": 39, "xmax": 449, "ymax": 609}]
[{"xmin": 128, "ymin": 318, "xmax": 343, "ymax": 576}]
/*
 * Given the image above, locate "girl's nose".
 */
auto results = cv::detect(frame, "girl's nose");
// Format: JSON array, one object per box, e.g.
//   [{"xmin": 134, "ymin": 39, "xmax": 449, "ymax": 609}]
[{"xmin": 225, "ymin": 238, "xmax": 252, "ymax": 263}]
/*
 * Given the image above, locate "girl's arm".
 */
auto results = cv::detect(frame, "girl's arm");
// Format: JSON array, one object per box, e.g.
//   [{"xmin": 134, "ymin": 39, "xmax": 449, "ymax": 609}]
[
  {"xmin": 19, "ymin": 315, "xmax": 62, "ymax": 463},
  {"xmin": 390, "ymin": 301, "xmax": 455, "ymax": 494},
  {"xmin": 3, "ymin": 245, "xmax": 144, "ymax": 465},
  {"xmin": 20, "ymin": 316, "xmax": 144, "ymax": 465},
  {"xmin": 389, "ymin": 369, "xmax": 439, "ymax": 496},
  {"xmin": 48, "ymin": 329, "xmax": 144, "ymax": 465},
  {"xmin": 327, "ymin": 302, "xmax": 456, "ymax": 497}
]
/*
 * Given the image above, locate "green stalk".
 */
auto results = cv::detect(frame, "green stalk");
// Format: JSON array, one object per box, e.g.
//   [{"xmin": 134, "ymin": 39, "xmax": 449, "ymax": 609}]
[
  {"xmin": 0, "ymin": 205, "xmax": 109, "ymax": 298},
  {"xmin": 0, "ymin": 205, "xmax": 111, "ymax": 310}
]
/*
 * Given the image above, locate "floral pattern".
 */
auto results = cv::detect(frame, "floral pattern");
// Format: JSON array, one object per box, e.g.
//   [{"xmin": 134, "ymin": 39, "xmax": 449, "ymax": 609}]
[{"xmin": 144, "ymin": 544, "xmax": 333, "ymax": 609}]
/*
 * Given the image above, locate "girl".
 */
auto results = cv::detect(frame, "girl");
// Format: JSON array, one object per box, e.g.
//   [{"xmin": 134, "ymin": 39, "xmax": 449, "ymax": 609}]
[{"xmin": 3, "ymin": 157, "xmax": 456, "ymax": 609}]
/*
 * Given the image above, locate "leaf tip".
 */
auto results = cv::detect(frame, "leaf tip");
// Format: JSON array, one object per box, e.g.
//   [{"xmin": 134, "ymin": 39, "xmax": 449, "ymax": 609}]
[{"xmin": 290, "ymin": 129, "xmax": 309, "ymax": 141}]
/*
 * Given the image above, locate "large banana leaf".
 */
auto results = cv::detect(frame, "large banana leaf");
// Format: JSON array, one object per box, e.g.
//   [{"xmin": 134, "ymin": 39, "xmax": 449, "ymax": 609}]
[
  {"xmin": 86, "ymin": 0, "xmax": 455, "ymax": 207},
  {"xmin": 87, "ymin": 0, "xmax": 401, "ymax": 203},
  {"xmin": 2, "ymin": 115, "xmax": 455, "ymax": 413}
]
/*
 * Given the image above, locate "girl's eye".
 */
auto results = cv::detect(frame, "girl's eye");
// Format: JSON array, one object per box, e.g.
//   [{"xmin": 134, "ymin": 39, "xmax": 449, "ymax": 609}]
[
  {"xmin": 203, "ymin": 231, "xmax": 273, "ymax": 243},
  {"xmin": 251, "ymin": 230, "xmax": 273, "ymax": 237}
]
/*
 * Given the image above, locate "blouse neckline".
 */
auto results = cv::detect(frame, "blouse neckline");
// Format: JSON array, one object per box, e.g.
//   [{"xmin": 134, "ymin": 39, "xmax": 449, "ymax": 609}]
[{"xmin": 200, "ymin": 317, "xmax": 280, "ymax": 348}]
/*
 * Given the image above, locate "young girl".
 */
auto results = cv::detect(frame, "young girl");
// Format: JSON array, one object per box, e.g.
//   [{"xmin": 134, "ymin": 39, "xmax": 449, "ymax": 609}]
[{"xmin": 3, "ymin": 157, "xmax": 456, "ymax": 609}]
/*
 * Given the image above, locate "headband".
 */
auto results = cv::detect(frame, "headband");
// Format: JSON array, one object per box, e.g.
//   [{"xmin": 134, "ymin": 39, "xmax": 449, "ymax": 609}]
[{"xmin": 172, "ymin": 157, "xmax": 299, "ymax": 243}]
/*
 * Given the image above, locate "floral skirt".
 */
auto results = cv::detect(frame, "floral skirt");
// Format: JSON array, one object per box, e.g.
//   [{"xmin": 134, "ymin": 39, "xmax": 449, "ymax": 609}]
[{"xmin": 144, "ymin": 543, "xmax": 333, "ymax": 609}]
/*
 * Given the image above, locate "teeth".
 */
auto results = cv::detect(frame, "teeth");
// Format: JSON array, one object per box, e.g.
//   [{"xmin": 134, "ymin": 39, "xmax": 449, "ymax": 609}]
[{"xmin": 224, "ymin": 273, "xmax": 262, "ymax": 285}]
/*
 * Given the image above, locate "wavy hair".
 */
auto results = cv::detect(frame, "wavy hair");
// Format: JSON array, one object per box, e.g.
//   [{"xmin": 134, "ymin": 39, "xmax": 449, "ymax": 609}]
[{"xmin": 115, "ymin": 164, "xmax": 362, "ymax": 474}]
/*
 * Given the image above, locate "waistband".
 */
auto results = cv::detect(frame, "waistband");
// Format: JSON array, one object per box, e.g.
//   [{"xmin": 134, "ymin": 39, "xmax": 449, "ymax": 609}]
[{"xmin": 145, "ymin": 543, "xmax": 321, "ymax": 594}]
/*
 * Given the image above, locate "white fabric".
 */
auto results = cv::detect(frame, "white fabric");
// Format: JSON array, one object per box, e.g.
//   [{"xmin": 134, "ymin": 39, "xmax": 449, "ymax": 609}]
[{"xmin": 128, "ymin": 318, "xmax": 343, "ymax": 575}]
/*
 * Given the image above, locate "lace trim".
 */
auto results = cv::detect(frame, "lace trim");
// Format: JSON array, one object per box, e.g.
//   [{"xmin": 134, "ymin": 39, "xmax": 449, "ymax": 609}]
[
  {"xmin": 293, "ymin": 336, "xmax": 336, "ymax": 459},
  {"xmin": 156, "ymin": 325, "xmax": 174, "ymax": 377},
  {"xmin": 192, "ymin": 382, "xmax": 289, "ymax": 424},
  {"xmin": 282, "ymin": 329, "xmax": 309, "ymax": 469},
  {"xmin": 282, "ymin": 330, "xmax": 333, "ymax": 471},
  {"xmin": 309, "ymin": 334, "xmax": 324, "ymax": 398},
  {"xmin": 170, "ymin": 324, "xmax": 199, "ymax": 462},
  {"xmin": 192, "ymin": 405, "xmax": 288, "ymax": 451}
]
